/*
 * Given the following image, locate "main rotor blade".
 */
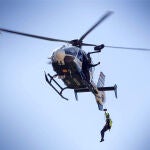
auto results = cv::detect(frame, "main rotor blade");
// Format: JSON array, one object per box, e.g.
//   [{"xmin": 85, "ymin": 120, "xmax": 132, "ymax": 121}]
[
  {"xmin": 105, "ymin": 45, "xmax": 150, "ymax": 51},
  {"xmin": 0, "ymin": 28, "xmax": 70, "ymax": 43},
  {"xmin": 79, "ymin": 11, "xmax": 113, "ymax": 42},
  {"xmin": 82, "ymin": 42, "xmax": 97, "ymax": 46}
]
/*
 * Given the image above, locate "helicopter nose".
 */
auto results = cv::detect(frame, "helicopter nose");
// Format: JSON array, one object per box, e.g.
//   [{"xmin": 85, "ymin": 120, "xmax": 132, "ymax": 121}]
[{"xmin": 55, "ymin": 49, "xmax": 65, "ymax": 63}]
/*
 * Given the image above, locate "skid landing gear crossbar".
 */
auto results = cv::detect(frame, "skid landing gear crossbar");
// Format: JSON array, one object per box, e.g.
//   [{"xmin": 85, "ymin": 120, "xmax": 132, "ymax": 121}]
[{"xmin": 45, "ymin": 72, "xmax": 69, "ymax": 100}]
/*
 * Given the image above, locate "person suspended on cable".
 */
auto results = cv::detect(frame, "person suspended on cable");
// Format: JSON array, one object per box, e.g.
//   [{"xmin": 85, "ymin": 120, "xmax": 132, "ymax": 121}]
[{"xmin": 100, "ymin": 109, "xmax": 112, "ymax": 142}]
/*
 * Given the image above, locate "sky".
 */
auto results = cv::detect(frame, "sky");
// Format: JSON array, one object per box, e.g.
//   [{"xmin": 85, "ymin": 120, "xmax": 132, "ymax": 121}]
[{"xmin": 0, "ymin": 0, "xmax": 150, "ymax": 150}]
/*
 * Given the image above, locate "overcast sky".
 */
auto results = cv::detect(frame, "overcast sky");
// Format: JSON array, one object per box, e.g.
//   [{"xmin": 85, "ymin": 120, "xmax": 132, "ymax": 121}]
[{"xmin": 0, "ymin": 1, "xmax": 150, "ymax": 150}]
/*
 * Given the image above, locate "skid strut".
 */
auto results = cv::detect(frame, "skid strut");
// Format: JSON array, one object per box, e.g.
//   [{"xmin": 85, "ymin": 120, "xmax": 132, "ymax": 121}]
[{"xmin": 45, "ymin": 72, "xmax": 68, "ymax": 100}]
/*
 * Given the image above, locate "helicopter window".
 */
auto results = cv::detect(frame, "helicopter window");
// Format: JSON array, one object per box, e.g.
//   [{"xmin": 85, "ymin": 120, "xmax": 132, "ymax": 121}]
[
  {"xmin": 65, "ymin": 48, "xmax": 77, "ymax": 56},
  {"xmin": 51, "ymin": 52, "xmax": 55, "ymax": 61},
  {"xmin": 77, "ymin": 50, "xmax": 83, "ymax": 61}
]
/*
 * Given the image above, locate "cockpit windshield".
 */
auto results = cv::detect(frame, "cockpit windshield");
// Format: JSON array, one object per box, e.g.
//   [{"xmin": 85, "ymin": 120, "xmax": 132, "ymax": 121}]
[{"xmin": 64, "ymin": 47, "xmax": 77, "ymax": 56}]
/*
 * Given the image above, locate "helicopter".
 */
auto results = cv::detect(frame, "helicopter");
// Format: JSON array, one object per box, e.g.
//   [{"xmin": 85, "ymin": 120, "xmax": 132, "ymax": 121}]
[{"xmin": 1, "ymin": 11, "xmax": 150, "ymax": 111}]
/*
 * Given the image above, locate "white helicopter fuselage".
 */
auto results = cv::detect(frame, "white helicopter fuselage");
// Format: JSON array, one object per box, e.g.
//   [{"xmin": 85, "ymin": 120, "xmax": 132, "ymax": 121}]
[{"xmin": 50, "ymin": 45, "xmax": 105, "ymax": 110}]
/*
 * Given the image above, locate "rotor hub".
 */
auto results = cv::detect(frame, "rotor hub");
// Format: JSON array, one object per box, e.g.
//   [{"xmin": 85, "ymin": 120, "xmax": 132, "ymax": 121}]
[{"xmin": 70, "ymin": 39, "xmax": 82, "ymax": 47}]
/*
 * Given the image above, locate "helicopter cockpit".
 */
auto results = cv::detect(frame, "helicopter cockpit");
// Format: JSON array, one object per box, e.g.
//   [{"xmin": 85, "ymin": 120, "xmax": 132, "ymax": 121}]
[
  {"xmin": 63, "ymin": 46, "xmax": 95, "ymax": 75},
  {"xmin": 63, "ymin": 46, "xmax": 85, "ymax": 63},
  {"xmin": 64, "ymin": 47, "xmax": 78, "ymax": 56},
  {"xmin": 51, "ymin": 46, "xmax": 81, "ymax": 63},
  {"xmin": 50, "ymin": 45, "xmax": 95, "ymax": 81}
]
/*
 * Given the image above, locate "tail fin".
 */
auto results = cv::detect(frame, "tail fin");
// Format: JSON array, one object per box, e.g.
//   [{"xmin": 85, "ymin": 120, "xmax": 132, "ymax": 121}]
[
  {"xmin": 96, "ymin": 72, "xmax": 106, "ymax": 107},
  {"xmin": 97, "ymin": 72, "xmax": 105, "ymax": 87},
  {"xmin": 97, "ymin": 72, "xmax": 117, "ymax": 99}
]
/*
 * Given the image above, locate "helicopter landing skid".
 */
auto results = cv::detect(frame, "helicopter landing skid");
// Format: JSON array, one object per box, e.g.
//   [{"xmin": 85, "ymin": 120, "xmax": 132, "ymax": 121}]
[{"xmin": 45, "ymin": 72, "xmax": 68, "ymax": 100}]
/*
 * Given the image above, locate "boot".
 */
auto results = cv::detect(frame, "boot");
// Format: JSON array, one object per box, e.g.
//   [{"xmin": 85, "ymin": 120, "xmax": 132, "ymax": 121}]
[{"xmin": 100, "ymin": 138, "xmax": 104, "ymax": 142}]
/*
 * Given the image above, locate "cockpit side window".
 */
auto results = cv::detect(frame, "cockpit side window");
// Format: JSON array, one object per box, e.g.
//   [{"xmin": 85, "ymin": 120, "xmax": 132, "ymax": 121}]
[
  {"xmin": 77, "ymin": 50, "xmax": 83, "ymax": 61},
  {"xmin": 51, "ymin": 52, "xmax": 56, "ymax": 61}
]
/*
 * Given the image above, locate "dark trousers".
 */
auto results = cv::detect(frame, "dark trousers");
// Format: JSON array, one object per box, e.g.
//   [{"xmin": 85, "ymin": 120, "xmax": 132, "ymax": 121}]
[{"xmin": 101, "ymin": 125, "xmax": 111, "ymax": 140}]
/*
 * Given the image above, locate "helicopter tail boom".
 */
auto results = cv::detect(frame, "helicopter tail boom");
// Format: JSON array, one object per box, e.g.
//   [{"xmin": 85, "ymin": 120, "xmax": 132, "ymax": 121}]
[{"xmin": 74, "ymin": 84, "xmax": 117, "ymax": 98}]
